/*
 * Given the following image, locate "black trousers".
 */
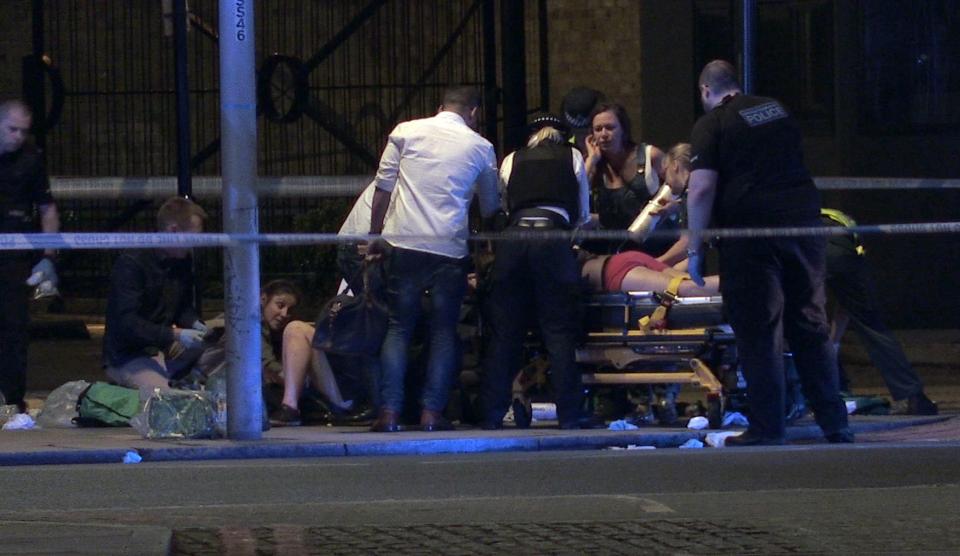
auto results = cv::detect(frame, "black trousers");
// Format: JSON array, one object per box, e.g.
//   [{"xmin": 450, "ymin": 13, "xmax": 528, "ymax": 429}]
[
  {"xmin": 0, "ymin": 258, "xmax": 31, "ymax": 407},
  {"xmin": 720, "ymin": 233, "xmax": 849, "ymax": 439},
  {"xmin": 481, "ymin": 230, "xmax": 584, "ymax": 426},
  {"xmin": 826, "ymin": 236, "xmax": 923, "ymax": 400}
]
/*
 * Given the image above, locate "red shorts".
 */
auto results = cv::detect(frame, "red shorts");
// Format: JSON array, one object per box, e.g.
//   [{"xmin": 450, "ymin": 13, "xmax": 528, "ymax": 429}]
[{"xmin": 602, "ymin": 251, "xmax": 669, "ymax": 292}]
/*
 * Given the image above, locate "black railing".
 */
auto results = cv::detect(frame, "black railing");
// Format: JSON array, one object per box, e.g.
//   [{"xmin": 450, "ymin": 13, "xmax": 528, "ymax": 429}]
[{"xmin": 22, "ymin": 1, "xmax": 547, "ymax": 302}]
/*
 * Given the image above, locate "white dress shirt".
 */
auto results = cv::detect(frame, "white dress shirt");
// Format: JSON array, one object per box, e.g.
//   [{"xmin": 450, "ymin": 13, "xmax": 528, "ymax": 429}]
[
  {"xmin": 339, "ymin": 182, "xmax": 382, "ymax": 236},
  {"xmin": 374, "ymin": 111, "xmax": 499, "ymax": 259}
]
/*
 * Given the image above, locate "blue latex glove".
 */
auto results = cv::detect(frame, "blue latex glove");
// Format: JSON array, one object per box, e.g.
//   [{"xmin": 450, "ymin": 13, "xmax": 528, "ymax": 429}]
[
  {"xmin": 191, "ymin": 320, "xmax": 209, "ymax": 334},
  {"xmin": 26, "ymin": 257, "xmax": 58, "ymax": 287},
  {"xmin": 178, "ymin": 328, "xmax": 206, "ymax": 350},
  {"xmin": 687, "ymin": 251, "xmax": 705, "ymax": 287}
]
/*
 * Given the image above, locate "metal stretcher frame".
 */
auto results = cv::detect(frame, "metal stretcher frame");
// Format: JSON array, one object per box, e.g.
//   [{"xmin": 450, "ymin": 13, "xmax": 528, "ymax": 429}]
[{"xmin": 576, "ymin": 291, "xmax": 737, "ymax": 425}]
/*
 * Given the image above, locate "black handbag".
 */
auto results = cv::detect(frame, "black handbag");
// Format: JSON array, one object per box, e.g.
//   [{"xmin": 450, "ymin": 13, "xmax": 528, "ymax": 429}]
[{"xmin": 312, "ymin": 263, "xmax": 388, "ymax": 355}]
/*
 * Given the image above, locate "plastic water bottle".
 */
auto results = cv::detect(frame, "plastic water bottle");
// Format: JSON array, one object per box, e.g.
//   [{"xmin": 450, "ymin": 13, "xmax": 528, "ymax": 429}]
[
  {"xmin": 627, "ymin": 184, "xmax": 674, "ymax": 239},
  {"xmin": 205, "ymin": 370, "xmax": 228, "ymax": 437}
]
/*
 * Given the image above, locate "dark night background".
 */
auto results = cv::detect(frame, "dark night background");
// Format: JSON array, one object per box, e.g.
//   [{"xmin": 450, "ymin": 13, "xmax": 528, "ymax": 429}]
[{"xmin": 1, "ymin": 0, "xmax": 957, "ymax": 326}]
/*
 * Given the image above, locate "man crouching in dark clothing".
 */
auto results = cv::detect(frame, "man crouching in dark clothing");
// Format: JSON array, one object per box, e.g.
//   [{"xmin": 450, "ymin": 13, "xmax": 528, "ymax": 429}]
[{"xmin": 103, "ymin": 197, "xmax": 209, "ymax": 394}]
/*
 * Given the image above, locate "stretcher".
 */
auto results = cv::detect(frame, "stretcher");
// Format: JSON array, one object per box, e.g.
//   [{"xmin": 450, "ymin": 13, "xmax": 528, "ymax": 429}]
[{"xmin": 576, "ymin": 291, "xmax": 738, "ymax": 427}]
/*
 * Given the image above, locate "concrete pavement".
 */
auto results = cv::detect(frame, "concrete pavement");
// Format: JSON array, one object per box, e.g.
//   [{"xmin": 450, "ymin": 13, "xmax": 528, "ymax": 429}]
[{"xmin": 0, "ymin": 413, "xmax": 951, "ymax": 467}]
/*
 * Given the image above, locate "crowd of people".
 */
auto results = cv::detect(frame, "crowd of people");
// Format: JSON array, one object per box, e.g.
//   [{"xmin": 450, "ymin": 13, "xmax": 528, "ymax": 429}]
[{"xmin": 0, "ymin": 59, "xmax": 938, "ymax": 443}]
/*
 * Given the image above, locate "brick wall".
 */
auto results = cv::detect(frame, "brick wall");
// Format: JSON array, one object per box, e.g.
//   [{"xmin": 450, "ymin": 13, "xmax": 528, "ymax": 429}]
[{"xmin": 545, "ymin": 0, "xmax": 643, "ymax": 134}]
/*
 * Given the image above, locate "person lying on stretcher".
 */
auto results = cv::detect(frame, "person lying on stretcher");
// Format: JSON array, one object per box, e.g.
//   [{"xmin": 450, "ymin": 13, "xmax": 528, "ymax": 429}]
[
  {"xmin": 579, "ymin": 249, "xmax": 720, "ymax": 296},
  {"xmin": 580, "ymin": 142, "xmax": 720, "ymax": 296}
]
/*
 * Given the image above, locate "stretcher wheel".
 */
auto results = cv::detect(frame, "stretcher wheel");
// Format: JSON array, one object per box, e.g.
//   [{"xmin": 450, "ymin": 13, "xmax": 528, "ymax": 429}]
[{"xmin": 706, "ymin": 394, "xmax": 723, "ymax": 429}]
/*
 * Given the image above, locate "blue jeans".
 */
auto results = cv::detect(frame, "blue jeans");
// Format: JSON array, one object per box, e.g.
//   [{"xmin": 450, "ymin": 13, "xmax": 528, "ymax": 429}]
[{"xmin": 379, "ymin": 247, "xmax": 467, "ymax": 413}]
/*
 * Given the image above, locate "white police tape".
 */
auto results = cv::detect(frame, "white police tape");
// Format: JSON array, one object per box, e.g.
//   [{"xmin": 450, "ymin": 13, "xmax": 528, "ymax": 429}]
[
  {"xmin": 814, "ymin": 177, "xmax": 960, "ymax": 190},
  {"xmin": 49, "ymin": 176, "xmax": 372, "ymax": 200},
  {"xmin": 48, "ymin": 175, "xmax": 960, "ymax": 200},
  {"xmin": 1, "ymin": 221, "xmax": 959, "ymax": 251}
]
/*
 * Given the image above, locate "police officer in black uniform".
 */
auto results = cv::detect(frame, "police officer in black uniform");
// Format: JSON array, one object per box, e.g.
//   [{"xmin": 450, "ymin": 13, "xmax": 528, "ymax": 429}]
[
  {"xmin": 0, "ymin": 99, "xmax": 60, "ymax": 411},
  {"xmin": 481, "ymin": 114, "xmax": 599, "ymax": 430},
  {"xmin": 685, "ymin": 61, "xmax": 852, "ymax": 445}
]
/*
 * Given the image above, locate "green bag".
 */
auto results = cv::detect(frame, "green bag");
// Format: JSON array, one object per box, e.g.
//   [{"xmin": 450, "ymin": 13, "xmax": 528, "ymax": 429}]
[{"xmin": 75, "ymin": 382, "xmax": 141, "ymax": 427}]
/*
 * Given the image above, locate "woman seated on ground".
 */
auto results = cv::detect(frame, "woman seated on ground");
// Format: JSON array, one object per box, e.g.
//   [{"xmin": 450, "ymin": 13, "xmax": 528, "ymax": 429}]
[
  {"xmin": 580, "ymin": 249, "xmax": 720, "ymax": 296},
  {"xmin": 259, "ymin": 280, "xmax": 355, "ymax": 427}
]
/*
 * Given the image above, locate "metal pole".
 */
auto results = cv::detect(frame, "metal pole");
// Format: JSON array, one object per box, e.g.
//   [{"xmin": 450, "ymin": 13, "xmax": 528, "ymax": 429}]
[
  {"xmin": 219, "ymin": 0, "xmax": 262, "ymax": 440},
  {"xmin": 481, "ymin": 0, "xmax": 499, "ymax": 154},
  {"xmin": 23, "ymin": 0, "xmax": 46, "ymax": 148},
  {"xmin": 741, "ymin": 0, "xmax": 756, "ymax": 94},
  {"xmin": 500, "ymin": 0, "xmax": 527, "ymax": 153},
  {"xmin": 537, "ymin": 0, "xmax": 549, "ymax": 113},
  {"xmin": 173, "ymin": 0, "xmax": 192, "ymax": 198}
]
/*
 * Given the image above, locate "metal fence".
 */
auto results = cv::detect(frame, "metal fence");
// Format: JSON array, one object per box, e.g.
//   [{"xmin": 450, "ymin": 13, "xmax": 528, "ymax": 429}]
[{"xmin": 25, "ymin": 1, "xmax": 547, "ymax": 303}]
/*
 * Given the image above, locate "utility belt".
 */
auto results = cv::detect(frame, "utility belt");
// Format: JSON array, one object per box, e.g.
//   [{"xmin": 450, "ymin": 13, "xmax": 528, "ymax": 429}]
[{"xmin": 508, "ymin": 207, "xmax": 572, "ymax": 230}]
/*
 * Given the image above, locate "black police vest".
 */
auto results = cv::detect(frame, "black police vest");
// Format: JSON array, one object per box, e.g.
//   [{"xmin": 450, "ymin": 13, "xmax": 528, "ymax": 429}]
[{"xmin": 506, "ymin": 143, "xmax": 580, "ymax": 222}]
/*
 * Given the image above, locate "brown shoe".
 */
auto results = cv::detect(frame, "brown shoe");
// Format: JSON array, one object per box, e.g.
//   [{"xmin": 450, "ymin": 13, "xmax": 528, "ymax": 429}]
[
  {"xmin": 370, "ymin": 408, "xmax": 402, "ymax": 432},
  {"xmin": 420, "ymin": 409, "xmax": 455, "ymax": 432}
]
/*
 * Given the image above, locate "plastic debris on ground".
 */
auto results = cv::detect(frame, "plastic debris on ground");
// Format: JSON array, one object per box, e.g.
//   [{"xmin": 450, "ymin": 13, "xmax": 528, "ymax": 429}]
[
  {"xmin": 122, "ymin": 451, "xmax": 142, "ymax": 464},
  {"xmin": 606, "ymin": 445, "xmax": 656, "ymax": 450},
  {"xmin": 36, "ymin": 380, "xmax": 91, "ymax": 428},
  {"xmin": 679, "ymin": 438, "xmax": 705, "ymax": 449},
  {"xmin": 2, "ymin": 413, "xmax": 37, "ymax": 430},
  {"xmin": 705, "ymin": 431, "xmax": 742, "ymax": 448},
  {"xmin": 687, "ymin": 416, "xmax": 709, "ymax": 430},
  {"xmin": 607, "ymin": 419, "xmax": 639, "ymax": 431},
  {"xmin": 721, "ymin": 411, "xmax": 749, "ymax": 427},
  {"xmin": 131, "ymin": 388, "xmax": 218, "ymax": 439},
  {"xmin": 531, "ymin": 402, "xmax": 557, "ymax": 422}
]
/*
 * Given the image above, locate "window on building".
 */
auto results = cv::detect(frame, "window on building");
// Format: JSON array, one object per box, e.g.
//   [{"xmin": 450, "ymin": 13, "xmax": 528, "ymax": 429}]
[
  {"xmin": 694, "ymin": 0, "xmax": 835, "ymax": 135},
  {"xmin": 859, "ymin": 0, "xmax": 960, "ymax": 134}
]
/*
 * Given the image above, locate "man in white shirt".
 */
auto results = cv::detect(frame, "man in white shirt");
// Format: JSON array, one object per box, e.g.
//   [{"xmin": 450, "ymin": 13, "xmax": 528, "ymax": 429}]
[{"xmin": 368, "ymin": 86, "xmax": 499, "ymax": 432}]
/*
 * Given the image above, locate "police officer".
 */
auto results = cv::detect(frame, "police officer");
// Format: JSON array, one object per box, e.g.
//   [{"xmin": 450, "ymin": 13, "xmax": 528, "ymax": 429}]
[
  {"xmin": 0, "ymin": 99, "xmax": 60, "ymax": 411},
  {"xmin": 481, "ymin": 114, "xmax": 599, "ymax": 430},
  {"xmin": 685, "ymin": 61, "xmax": 852, "ymax": 445}
]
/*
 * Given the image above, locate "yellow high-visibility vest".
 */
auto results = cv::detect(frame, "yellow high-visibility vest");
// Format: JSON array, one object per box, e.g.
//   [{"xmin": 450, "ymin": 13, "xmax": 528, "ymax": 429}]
[{"xmin": 821, "ymin": 208, "xmax": 865, "ymax": 256}]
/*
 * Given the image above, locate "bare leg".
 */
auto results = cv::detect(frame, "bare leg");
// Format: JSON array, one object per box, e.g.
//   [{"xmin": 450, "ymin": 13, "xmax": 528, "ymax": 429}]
[
  {"xmin": 280, "ymin": 320, "xmax": 314, "ymax": 409},
  {"xmin": 281, "ymin": 320, "xmax": 350, "ymax": 411},
  {"xmin": 620, "ymin": 267, "xmax": 720, "ymax": 296},
  {"xmin": 310, "ymin": 348, "xmax": 351, "ymax": 410},
  {"xmin": 677, "ymin": 275, "xmax": 720, "ymax": 296}
]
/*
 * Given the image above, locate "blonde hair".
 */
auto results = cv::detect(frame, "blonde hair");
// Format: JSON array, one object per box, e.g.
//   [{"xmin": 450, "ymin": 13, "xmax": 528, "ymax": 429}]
[
  {"xmin": 527, "ymin": 126, "xmax": 565, "ymax": 148},
  {"xmin": 665, "ymin": 142, "xmax": 692, "ymax": 171}
]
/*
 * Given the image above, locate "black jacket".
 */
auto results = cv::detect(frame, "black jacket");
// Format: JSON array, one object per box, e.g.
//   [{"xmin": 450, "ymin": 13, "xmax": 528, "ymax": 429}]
[{"xmin": 102, "ymin": 250, "xmax": 200, "ymax": 367}]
